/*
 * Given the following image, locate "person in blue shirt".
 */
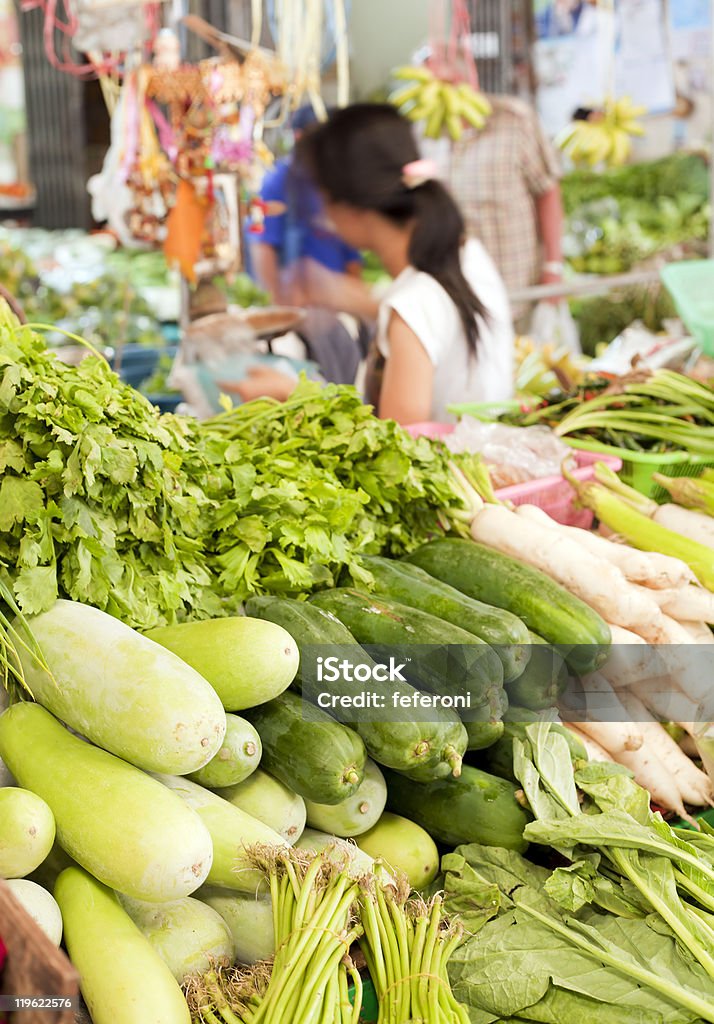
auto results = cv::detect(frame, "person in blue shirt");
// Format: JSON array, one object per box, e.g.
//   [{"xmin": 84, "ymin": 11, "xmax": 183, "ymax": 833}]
[{"xmin": 250, "ymin": 106, "xmax": 365, "ymax": 305}]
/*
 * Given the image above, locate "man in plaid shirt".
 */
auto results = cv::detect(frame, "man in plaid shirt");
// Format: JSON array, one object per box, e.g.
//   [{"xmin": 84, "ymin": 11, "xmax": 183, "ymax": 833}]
[{"xmin": 423, "ymin": 97, "xmax": 565, "ymax": 330}]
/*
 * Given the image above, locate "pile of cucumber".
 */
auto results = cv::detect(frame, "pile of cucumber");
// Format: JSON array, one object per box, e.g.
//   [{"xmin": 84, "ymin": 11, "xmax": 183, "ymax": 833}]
[{"xmin": 246, "ymin": 538, "xmax": 611, "ymax": 856}]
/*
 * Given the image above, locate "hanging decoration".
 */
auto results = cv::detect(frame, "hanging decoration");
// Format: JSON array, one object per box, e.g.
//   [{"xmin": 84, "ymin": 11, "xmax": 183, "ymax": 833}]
[{"xmin": 388, "ymin": 0, "xmax": 491, "ymax": 141}]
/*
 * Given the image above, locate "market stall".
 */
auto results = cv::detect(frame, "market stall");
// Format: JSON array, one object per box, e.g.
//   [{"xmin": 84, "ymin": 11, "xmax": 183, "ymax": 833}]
[
  {"xmin": 2, "ymin": 2, "xmax": 714, "ymax": 1022},
  {"xmin": 1, "ymin": 299, "xmax": 714, "ymax": 1022}
]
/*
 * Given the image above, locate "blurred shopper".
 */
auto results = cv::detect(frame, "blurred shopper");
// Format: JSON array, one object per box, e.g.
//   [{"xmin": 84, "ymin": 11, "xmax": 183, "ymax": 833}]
[
  {"xmin": 229, "ymin": 104, "xmax": 514, "ymax": 424},
  {"xmin": 422, "ymin": 96, "xmax": 565, "ymax": 330}
]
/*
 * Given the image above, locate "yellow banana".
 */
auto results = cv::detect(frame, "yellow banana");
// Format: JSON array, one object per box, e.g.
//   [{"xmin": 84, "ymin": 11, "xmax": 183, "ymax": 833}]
[
  {"xmin": 392, "ymin": 65, "xmax": 434, "ymax": 83},
  {"xmin": 389, "ymin": 83, "xmax": 423, "ymax": 108},
  {"xmin": 617, "ymin": 118, "xmax": 645, "ymax": 136},
  {"xmin": 404, "ymin": 101, "xmax": 433, "ymax": 123},
  {"xmin": 441, "ymin": 83, "xmax": 461, "ymax": 119},
  {"xmin": 609, "ymin": 128, "xmax": 632, "ymax": 167},
  {"xmin": 459, "ymin": 99, "xmax": 487, "ymax": 131},
  {"xmin": 456, "ymin": 82, "xmax": 492, "ymax": 117},
  {"xmin": 587, "ymin": 129, "xmax": 614, "ymax": 167},
  {"xmin": 445, "ymin": 112, "xmax": 463, "ymax": 141},
  {"xmin": 424, "ymin": 95, "xmax": 447, "ymax": 139}
]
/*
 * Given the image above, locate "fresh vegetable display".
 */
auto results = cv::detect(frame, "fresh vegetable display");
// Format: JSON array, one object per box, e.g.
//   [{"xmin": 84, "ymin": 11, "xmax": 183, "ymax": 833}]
[{"xmin": 4, "ymin": 297, "xmax": 714, "ymax": 1024}]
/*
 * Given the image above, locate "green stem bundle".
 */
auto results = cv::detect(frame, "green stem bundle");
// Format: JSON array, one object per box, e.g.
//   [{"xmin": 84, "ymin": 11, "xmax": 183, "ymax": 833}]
[{"xmin": 359, "ymin": 884, "xmax": 470, "ymax": 1024}]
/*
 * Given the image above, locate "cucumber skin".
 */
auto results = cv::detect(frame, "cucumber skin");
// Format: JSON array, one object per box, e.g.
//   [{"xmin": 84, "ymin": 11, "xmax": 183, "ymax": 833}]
[
  {"xmin": 350, "ymin": 556, "xmax": 531, "ymax": 683},
  {"xmin": 244, "ymin": 691, "xmax": 367, "ymax": 805},
  {"xmin": 505, "ymin": 632, "xmax": 569, "ymax": 712},
  {"xmin": 383, "ymin": 765, "xmax": 530, "ymax": 852},
  {"xmin": 245, "ymin": 596, "xmax": 468, "ymax": 783},
  {"xmin": 309, "ymin": 589, "xmax": 505, "ymax": 712},
  {"xmin": 405, "ymin": 539, "xmax": 611, "ymax": 675}
]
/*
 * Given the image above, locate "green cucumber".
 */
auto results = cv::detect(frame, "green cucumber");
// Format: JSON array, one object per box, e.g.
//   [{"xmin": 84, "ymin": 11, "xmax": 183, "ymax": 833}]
[
  {"xmin": 245, "ymin": 596, "xmax": 467, "ymax": 781},
  {"xmin": 505, "ymin": 633, "xmax": 569, "ymax": 711},
  {"xmin": 309, "ymin": 589, "xmax": 505, "ymax": 718},
  {"xmin": 305, "ymin": 758, "xmax": 387, "ymax": 838},
  {"xmin": 383, "ymin": 765, "xmax": 530, "ymax": 851},
  {"xmin": 347, "ymin": 556, "xmax": 531, "ymax": 682},
  {"xmin": 405, "ymin": 539, "xmax": 611, "ymax": 675},
  {"xmin": 244, "ymin": 691, "xmax": 367, "ymax": 805}
]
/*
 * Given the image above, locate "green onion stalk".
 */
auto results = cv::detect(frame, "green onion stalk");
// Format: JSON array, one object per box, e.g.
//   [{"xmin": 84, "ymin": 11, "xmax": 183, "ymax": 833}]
[
  {"xmin": 185, "ymin": 845, "xmax": 363, "ymax": 1024},
  {"xmin": 359, "ymin": 881, "xmax": 470, "ymax": 1024},
  {"xmin": 564, "ymin": 463, "xmax": 714, "ymax": 592},
  {"xmin": 518, "ymin": 369, "xmax": 714, "ymax": 455},
  {"xmin": 653, "ymin": 472, "xmax": 714, "ymax": 517},
  {"xmin": 0, "ymin": 571, "xmax": 55, "ymax": 702}
]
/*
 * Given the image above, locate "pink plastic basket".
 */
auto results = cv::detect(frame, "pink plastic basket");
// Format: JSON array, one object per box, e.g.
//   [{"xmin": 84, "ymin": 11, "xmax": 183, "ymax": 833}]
[{"xmin": 404, "ymin": 423, "xmax": 622, "ymax": 528}]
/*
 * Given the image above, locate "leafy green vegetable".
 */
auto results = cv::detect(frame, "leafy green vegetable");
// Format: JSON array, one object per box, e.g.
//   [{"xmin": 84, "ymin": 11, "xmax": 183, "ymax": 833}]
[
  {"xmin": 0, "ymin": 309, "xmax": 472, "ymax": 630},
  {"xmin": 443, "ymin": 844, "xmax": 714, "ymax": 1024}
]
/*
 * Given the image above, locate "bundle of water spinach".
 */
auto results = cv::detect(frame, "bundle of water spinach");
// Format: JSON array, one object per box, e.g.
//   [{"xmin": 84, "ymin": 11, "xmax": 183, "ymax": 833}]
[{"xmin": 443, "ymin": 722, "xmax": 714, "ymax": 1023}]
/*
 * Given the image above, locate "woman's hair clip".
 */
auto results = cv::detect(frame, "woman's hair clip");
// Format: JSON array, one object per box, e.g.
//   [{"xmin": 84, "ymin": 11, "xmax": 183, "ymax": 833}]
[{"xmin": 401, "ymin": 159, "xmax": 440, "ymax": 189}]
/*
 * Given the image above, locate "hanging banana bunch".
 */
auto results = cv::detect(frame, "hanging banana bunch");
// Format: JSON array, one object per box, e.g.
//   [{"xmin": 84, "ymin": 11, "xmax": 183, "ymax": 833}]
[
  {"xmin": 389, "ymin": 64, "xmax": 492, "ymax": 141},
  {"xmin": 557, "ymin": 95, "xmax": 646, "ymax": 169}
]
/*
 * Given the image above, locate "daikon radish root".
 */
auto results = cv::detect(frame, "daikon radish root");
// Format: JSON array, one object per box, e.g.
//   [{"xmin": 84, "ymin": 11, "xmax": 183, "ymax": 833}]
[
  {"xmin": 615, "ymin": 690, "xmax": 713, "ymax": 807},
  {"xmin": 641, "ymin": 616, "xmax": 714, "ymax": 708},
  {"xmin": 629, "ymin": 681, "xmax": 702, "ymax": 737},
  {"xmin": 471, "ymin": 504, "xmax": 662, "ymax": 631},
  {"xmin": 654, "ymin": 503, "xmax": 714, "ymax": 549},
  {"xmin": 597, "ymin": 526, "xmax": 699, "ymax": 587},
  {"xmin": 564, "ymin": 724, "xmax": 614, "ymax": 763},
  {"xmin": 516, "ymin": 505, "xmax": 691, "ymax": 587},
  {"xmin": 654, "ymin": 588, "xmax": 714, "ymax": 625},
  {"xmin": 600, "ymin": 624, "xmax": 661, "ymax": 692},
  {"xmin": 678, "ymin": 620, "xmax": 714, "ymax": 644},
  {"xmin": 633, "ymin": 610, "xmax": 696, "ymax": 646},
  {"xmin": 615, "ymin": 745, "xmax": 690, "ymax": 821},
  {"xmin": 565, "ymin": 673, "xmax": 644, "ymax": 754}
]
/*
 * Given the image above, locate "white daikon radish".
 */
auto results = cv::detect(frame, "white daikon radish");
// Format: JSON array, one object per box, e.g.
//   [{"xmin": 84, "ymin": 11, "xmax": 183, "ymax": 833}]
[
  {"xmin": 563, "ymin": 724, "xmax": 614, "ymax": 763},
  {"xmin": 600, "ymin": 625, "xmax": 658, "ymax": 692},
  {"xmin": 678, "ymin": 620, "xmax": 714, "ymax": 643},
  {"xmin": 565, "ymin": 673, "xmax": 644, "ymax": 754},
  {"xmin": 629, "ymin": 681, "xmax": 702, "ymax": 738},
  {"xmin": 615, "ymin": 690, "xmax": 713, "ymax": 807},
  {"xmin": 471, "ymin": 505, "xmax": 662, "ymax": 631},
  {"xmin": 5, "ymin": 878, "xmax": 63, "ymax": 945},
  {"xmin": 654, "ymin": 588, "xmax": 714, "ymax": 625},
  {"xmin": 515, "ymin": 505, "xmax": 691, "ymax": 587},
  {"xmin": 614, "ymin": 745, "xmax": 690, "ymax": 820},
  {"xmin": 653, "ymin": 504, "xmax": 714, "ymax": 549}
]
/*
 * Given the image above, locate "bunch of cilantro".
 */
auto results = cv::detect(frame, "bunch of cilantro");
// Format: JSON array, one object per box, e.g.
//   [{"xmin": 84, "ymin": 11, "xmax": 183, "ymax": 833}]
[{"xmin": 0, "ymin": 312, "xmax": 471, "ymax": 630}]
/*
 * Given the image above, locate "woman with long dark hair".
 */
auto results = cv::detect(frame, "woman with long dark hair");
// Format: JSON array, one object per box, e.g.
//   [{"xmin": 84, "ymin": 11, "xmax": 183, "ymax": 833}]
[{"xmin": 297, "ymin": 103, "xmax": 514, "ymax": 423}]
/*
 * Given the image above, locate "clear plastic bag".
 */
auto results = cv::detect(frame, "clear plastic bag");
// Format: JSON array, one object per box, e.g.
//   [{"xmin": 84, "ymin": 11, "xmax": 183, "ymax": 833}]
[
  {"xmin": 444, "ymin": 418, "xmax": 573, "ymax": 487},
  {"xmin": 529, "ymin": 301, "xmax": 581, "ymax": 355}
]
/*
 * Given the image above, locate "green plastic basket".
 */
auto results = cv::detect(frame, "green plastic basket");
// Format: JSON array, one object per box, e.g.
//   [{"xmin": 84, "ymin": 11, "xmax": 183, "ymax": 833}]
[
  {"xmin": 661, "ymin": 260, "xmax": 714, "ymax": 355},
  {"xmin": 561, "ymin": 437, "xmax": 714, "ymax": 501}
]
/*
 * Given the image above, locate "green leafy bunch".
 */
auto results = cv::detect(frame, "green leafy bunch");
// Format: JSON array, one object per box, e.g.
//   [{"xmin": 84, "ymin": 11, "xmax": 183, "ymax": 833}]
[{"xmin": 0, "ymin": 310, "xmax": 469, "ymax": 630}]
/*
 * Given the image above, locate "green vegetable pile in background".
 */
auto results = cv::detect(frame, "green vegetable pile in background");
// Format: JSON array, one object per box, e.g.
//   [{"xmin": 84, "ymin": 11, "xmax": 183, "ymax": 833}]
[
  {"xmin": 563, "ymin": 153, "xmax": 710, "ymax": 275},
  {"xmin": 0, "ymin": 307, "xmax": 472, "ymax": 630}
]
